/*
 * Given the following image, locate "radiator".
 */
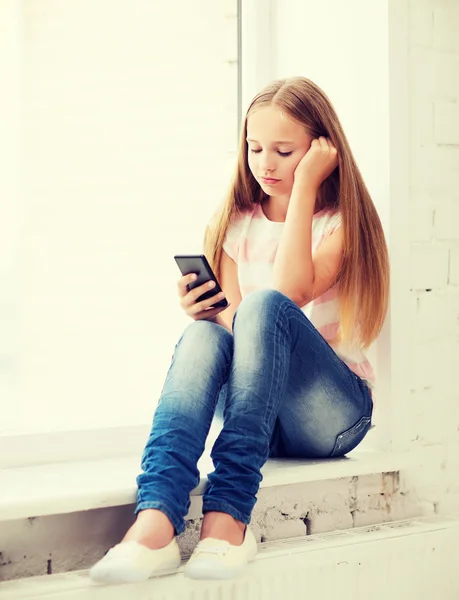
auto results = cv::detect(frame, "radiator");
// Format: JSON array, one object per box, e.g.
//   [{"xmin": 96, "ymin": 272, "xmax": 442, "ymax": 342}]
[{"xmin": 2, "ymin": 517, "xmax": 458, "ymax": 600}]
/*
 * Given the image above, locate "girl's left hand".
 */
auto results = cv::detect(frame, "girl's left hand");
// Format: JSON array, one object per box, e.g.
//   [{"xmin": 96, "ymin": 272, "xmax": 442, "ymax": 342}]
[{"xmin": 294, "ymin": 137, "xmax": 339, "ymax": 190}]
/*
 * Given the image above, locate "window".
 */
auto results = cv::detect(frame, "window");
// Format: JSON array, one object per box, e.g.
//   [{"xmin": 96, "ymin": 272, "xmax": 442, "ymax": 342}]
[{"xmin": 1, "ymin": 1, "xmax": 239, "ymax": 439}]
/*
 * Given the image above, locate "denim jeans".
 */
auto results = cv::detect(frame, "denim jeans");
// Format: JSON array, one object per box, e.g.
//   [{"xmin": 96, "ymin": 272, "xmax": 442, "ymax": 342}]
[{"xmin": 135, "ymin": 289, "xmax": 373, "ymax": 534}]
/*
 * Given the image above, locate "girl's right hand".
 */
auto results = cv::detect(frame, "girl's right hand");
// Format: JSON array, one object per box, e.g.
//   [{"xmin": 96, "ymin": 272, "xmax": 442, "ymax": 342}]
[{"xmin": 177, "ymin": 274, "xmax": 229, "ymax": 321}]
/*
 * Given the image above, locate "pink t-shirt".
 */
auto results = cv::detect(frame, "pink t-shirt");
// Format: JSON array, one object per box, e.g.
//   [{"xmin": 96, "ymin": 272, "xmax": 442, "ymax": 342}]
[{"xmin": 223, "ymin": 202, "xmax": 375, "ymax": 386}]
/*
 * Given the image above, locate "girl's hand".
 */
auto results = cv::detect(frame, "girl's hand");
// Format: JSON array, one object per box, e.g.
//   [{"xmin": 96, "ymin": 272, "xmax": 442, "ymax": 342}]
[
  {"xmin": 294, "ymin": 137, "xmax": 338, "ymax": 190},
  {"xmin": 177, "ymin": 274, "xmax": 229, "ymax": 321}
]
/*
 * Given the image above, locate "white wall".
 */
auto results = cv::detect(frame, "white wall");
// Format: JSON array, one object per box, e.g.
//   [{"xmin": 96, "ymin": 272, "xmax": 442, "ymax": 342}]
[
  {"xmin": 404, "ymin": 0, "xmax": 459, "ymax": 513},
  {"xmin": 1, "ymin": 0, "xmax": 238, "ymax": 433}
]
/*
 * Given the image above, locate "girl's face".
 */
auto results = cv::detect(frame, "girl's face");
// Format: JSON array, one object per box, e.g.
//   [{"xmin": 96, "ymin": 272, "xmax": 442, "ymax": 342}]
[{"xmin": 246, "ymin": 105, "xmax": 312, "ymax": 200}]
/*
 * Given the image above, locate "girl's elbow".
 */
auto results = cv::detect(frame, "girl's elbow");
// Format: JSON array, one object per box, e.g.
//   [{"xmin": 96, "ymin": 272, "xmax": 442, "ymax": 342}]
[{"xmin": 273, "ymin": 285, "xmax": 312, "ymax": 308}]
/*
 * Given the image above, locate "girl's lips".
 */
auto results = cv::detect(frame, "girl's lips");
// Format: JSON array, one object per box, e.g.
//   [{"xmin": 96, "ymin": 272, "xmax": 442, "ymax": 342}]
[{"xmin": 261, "ymin": 177, "xmax": 280, "ymax": 185}]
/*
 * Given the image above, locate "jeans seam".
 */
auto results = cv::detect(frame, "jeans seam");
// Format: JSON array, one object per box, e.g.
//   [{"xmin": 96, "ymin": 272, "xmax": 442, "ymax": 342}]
[
  {"xmin": 135, "ymin": 500, "xmax": 185, "ymax": 535},
  {"xmin": 260, "ymin": 297, "xmax": 291, "ymax": 430},
  {"xmin": 202, "ymin": 499, "xmax": 251, "ymax": 525}
]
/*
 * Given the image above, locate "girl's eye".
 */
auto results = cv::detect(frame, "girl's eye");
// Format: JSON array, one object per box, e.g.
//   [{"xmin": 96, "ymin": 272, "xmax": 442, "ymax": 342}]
[{"xmin": 248, "ymin": 148, "xmax": 292, "ymax": 156}]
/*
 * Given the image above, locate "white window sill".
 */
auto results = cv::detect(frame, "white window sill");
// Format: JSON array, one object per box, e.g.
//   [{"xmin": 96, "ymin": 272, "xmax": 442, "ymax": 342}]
[{"xmin": 0, "ymin": 449, "xmax": 418, "ymax": 523}]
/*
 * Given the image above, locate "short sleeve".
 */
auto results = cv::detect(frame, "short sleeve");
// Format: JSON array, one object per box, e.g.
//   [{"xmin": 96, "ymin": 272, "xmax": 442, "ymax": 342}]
[
  {"xmin": 222, "ymin": 213, "xmax": 247, "ymax": 263},
  {"xmin": 327, "ymin": 211, "xmax": 342, "ymax": 237}
]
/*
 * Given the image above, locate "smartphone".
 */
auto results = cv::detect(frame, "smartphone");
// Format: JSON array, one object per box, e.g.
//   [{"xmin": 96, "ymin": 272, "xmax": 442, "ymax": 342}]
[{"xmin": 174, "ymin": 254, "xmax": 228, "ymax": 309}]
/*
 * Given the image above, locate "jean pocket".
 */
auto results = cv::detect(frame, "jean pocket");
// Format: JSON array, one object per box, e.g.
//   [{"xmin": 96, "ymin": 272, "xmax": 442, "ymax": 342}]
[{"xmin": 330, "ymin": 415, "xmax": 372, "ymax": 458}]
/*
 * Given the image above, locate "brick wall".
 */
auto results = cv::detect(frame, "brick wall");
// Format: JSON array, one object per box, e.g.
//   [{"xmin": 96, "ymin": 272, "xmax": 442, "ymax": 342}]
[{"xmin": 406, "ymin": 0, "xmax": 459, "ymax": 513}]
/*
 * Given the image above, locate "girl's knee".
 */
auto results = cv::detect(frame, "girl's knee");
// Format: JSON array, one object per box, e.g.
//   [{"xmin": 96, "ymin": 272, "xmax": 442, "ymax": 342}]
[
  {"xmin": 183, "ymin": 319, "xmax": 231, "ymax": 341},
  {"xmin": 234, "ymin": 289, "xmax": 292, "ymax": 325},
  {"xmin": 177, "ymin": 320, "xmax": 233, "ymax": 357}
]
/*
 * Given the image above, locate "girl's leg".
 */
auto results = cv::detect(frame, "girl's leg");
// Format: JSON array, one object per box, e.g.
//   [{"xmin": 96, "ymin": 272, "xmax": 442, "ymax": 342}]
[
  {"xmin": 133, "ymin": 319, "xmax": 233, "ymax": 536},
  {"xmin": 115, "ymin": 320, "xmax": 231, "ymax": 551},
  {"xmin": 203, "ymin": 289, "xmax": 373, "ymax": 528},
  {"xmin": 90, "ymin": 320, "xmax": 233, "ymax": 583},
  {"xmin": 269, "ymin": 346, "xmax": 372, "ymax": 459}
]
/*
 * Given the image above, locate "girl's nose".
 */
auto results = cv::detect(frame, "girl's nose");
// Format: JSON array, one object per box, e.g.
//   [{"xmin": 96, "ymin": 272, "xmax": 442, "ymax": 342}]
[{"xmin": 259, "ymin": 153, "xmax": 276, "ymax": 173}]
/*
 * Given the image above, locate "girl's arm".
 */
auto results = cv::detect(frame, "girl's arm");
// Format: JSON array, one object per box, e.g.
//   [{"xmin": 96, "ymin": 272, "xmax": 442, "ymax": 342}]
[
  {"xmin": 272, "ymin": 180, "xmax": 315, "ymax": 305},
  {"xmin": 214, "ymin": 250, "xmax": 242, "ymax": 332},
  {"xmin": 272, "ymin": 137, "xmax": 343, "ymax": 306},
  {"xmin": 273, "ymin": 190, "xmax": 343, "ymax": 305}
]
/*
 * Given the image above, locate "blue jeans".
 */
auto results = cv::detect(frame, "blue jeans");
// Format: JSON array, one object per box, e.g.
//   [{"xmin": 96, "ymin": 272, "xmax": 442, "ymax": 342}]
[{"xmin": 136, "ymin": 289, "xmax": 373, "ymax": 534}]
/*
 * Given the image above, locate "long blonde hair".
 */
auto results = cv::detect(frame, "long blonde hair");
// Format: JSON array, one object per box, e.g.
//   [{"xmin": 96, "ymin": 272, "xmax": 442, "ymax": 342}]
[{"xmin": 204, "ymin": 77, "xmax": 389, "ymax": 349}]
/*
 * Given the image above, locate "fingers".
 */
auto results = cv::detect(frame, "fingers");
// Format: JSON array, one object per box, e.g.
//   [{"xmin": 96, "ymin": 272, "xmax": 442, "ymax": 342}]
[
  {"xmin": 190, "ymin": 291, "xmax": 227, "ymax": 315},
  {"xmin": 313, "ymin": 137, "xmax": 338, "ymax": 168},
  {"xmin": 177, "ymin": 273, "xmax": 197, "ymax": 298},
  {"xmin": 177, "ymin": 275, "xmax": 219, "ymax": 303},
  {"xmin": 177, "ymin": 275, "xmax": 228, "ymax": 318},
  {"xmin": 316, "ymin": 136, "xmax": 336, "ymax": 154},
  {"xmin": 318, "ymin": 136, "xmax": 329, "ymax": 151},
  {"xmin": 183, "ymin": 280, "xmax": 220, "ymax": 307},
  {"xmin": 194, "ymin": 303, "xmax": 230, "ymax": 321}
]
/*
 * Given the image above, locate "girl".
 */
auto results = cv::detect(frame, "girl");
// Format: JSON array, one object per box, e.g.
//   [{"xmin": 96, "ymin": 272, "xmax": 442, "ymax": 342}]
[{"xmin": 90, "ymin": 76, "xmax": 389, "ymax": 583}]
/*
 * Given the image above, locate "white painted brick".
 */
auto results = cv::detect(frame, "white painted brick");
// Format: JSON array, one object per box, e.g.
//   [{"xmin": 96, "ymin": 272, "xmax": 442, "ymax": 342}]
[
  {"xmin": 438, "ymin": 493, "xmax": 459, "ymax": 514},
  {"xmin": 353, "ymin": 496, "xmax": 415, "ymax": 527},
  {"xmin": 410, "ymin": 341, "xmax": 459, "ymax": 392},
  {"xmin": 419, "ymin": 397, "xmax": 458, "ymax": 446},
  {"xmin": 410, "ymin": 244, "xmax": 449, "ymax": 289},
  {"xmin": 414, "ymin": 501, "xmax": 437, "ymax": 517},
  {"xmin": 276, "ymin": 500, "xmax": 309, "ymax": 520},
  {"xmin": 434, "ymin": 102, "xmax": 459, "ymax": 145},
  {"xmin": 433, "ymin": 7, "xmax": 459, "ymax": 53},
  {"xmin": 353, "ymin": 510, "xmax": 390, "ymax": 528},
  {"xmin": 414, "ymin": 291, "xmax": 459, "ymax": 341},
  {"xmin": 434, "ymin": 54, "xmax": 459, "ymax": 102},
  {"xmin": 259, "ymin": 518, "xmax": 306, "ymax": 542},
  {"xmin": 410, "ymin": 50, "xmax": 459, "ymax": 104},
  {"xmin": 409, "ymin": 96, "xmax": 435, "ymax": 147},
  {"xmin": 396, "ymin": 390, "xmax": 426, "ymax": 443},
  {"xmin": 308, "ymin": 512, "xmax": 354, "ymax": 535},
  {"xmin": 416, "ymin": 484, "xmax": 444, "ymax": 506},
  {"xmin": 409, "ymin": 0, "xmax": 433, "ymax": 47},
  {"xmin": 449, "ymin": 247, "xmax": 459, "ymax": 285},
  {"xmin": 408, "ymin": 1, "xmax": 433, "ymax": 47},
  {"xmin": 409, "ymin": 51, "xmax": 435, "ymax": 107},
  {"xmin": 441, "ymin": 444, "xmax": 459, "ymax": 493},
  {"xmin": 256, "ymin": 478, "xmax": 352, "ymax": 515},
  {"xmin": 410, "ymin": 193, "xmax": 434, "ymax": 242},
  {"xmin": 356, "ymin": 473, "xmax": 385, "ymax": 494},
  {"xmin": 434, "ymin": 201, "xmax": 459, "ymax": 240},
  {"xmin": 410, "ymin": 145, "xmax": 459, "ymax": 196}
]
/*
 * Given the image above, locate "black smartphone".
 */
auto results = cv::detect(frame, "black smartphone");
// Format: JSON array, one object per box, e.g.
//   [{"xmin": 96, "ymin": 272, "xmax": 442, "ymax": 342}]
[{"xmin": 174, "ymin": 254, "xmax": 228, "ymax": 309}]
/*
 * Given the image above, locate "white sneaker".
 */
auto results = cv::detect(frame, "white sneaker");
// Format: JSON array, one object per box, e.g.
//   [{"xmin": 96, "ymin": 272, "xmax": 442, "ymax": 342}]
[
  {"xmin": 184, "ymin": 528, "xmax": 258, "ymax": 580},
  {"xmin": 89, "ymin": 538, "xmax": 181, "ymax": 584}
]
